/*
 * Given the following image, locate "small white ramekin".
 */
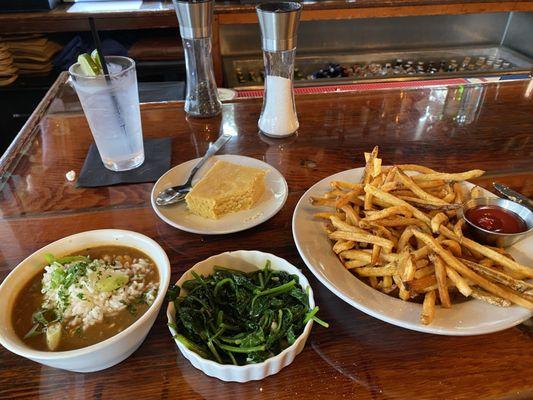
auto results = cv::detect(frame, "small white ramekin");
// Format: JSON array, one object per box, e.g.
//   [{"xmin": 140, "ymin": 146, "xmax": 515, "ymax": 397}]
[
  {"xmin": 167, "ymin": 250, "xmax": 315, "ymax": 382},
  {"xmin": 0, "ymin": 229, "xmax": 170, "ymax": 372}
]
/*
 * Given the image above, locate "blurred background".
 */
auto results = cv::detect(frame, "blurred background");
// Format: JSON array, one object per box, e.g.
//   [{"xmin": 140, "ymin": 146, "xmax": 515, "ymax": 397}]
[{"xmin": 0, "ymin": 0, "xmax": 532, "ymax": 153}]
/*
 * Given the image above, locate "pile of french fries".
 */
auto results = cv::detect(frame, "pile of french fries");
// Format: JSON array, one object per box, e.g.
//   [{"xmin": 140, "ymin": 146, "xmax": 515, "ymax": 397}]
[{"xmin": 312, "ymin": 147, "xmax": 533, "ymax": 325}]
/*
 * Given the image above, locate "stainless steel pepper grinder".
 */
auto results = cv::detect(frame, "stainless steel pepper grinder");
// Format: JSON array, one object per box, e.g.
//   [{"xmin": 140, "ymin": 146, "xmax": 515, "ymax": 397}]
[
  {"xmin": 173, "ymin": 0, "xmax": 222, "ymax": 118},
  {"xmin": 257, "ymin": 2, "xmax": 302, "ymax": 138}
]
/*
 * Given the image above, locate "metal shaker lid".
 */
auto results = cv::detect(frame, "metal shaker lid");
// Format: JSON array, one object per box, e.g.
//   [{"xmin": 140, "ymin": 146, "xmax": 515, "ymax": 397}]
[
  {"xmin": 256, "ymin": 2, "xmax": 302, "ymax": 52},
  {"xmin": 173, "ymin": 0, "xmax": 213, "ymax": 39}
]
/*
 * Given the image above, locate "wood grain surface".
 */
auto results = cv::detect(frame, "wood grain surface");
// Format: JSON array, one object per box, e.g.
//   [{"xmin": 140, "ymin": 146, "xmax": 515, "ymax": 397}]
[{"xmin": 0, "ymin": 79, "xmax": 532, "ymax": 399}]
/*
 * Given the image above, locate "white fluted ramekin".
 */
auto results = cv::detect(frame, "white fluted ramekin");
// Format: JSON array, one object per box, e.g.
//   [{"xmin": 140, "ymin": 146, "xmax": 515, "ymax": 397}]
[{"xmin": 167, "ymin": 250, "xmax": 315, "ymax": 382}]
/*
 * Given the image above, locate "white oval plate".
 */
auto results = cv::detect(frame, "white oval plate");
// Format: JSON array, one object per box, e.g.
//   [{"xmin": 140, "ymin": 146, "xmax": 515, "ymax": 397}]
[
  {"xmin": 292, "ymin": 167, "xmax": 533, "ymax": 336},
  {"xmin": 151, "ymin": 155, "xmax": 288, "ymax": 235}
]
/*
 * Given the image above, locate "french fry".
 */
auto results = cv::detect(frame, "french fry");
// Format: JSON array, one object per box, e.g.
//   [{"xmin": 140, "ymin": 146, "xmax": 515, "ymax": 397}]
[
  {"xmin": 405, "ymin": 274, "xmax": 437, "ymax": 293},
  {"xmin": 347, "ymin": 249, "xmax": 398, "ymax": 263},
  {"xmin": 340, "ymin": 249, "xmax": 372, "ymax": 263},
  {"xmin": 382, "ymin": 166, "xmax": 398, "ymax": 185},
  {"xmin": 412, "ymin": 229, "xmax": 533, "ymax": 309},
  {"xmin": 364, "ymin": 184, "xmax": 431, "ymax": 225},
  {"xmin": 369, "ymin": 276, "xmax": 379, "ymax": 288},
  {"xmin": 324, "ymin": 189, "xmax": 347, "ymax": 198},
  {"xmin": 314, "ymin": 212, "xmax": 344, "ymax": 220},
  {"xmin": 470, "ymin": 288, "xmax": 511, "ymax": 307},
  {"xmin": 396, "ymin": 169, "xmax": 450, "ymax": 206},
  {"xmin": 396, "ymin": 248, "xmax": 416, "ymax": 282},
  {"xmin": 439, "ymin": 225, "xmax": 533, "ymax": 279},
  {"xmin": 382, "ymin": 275, "xmax": 393, "ymax": 290},
  {"xmin": 414, "ymin": 265, "xmax": 435, "ymax": 279},
  {"xmin": 453, "ymin": 182, "xmax": 463, "ymax": 204},
  {"xmin": 363, "ymin": 147, "xmax": 379, "ymax": 210},
  {"xmin": 417, "ymin": 180, "xmax": 446, "ymax": 189},
  {"xmin": 398, "ymin": 226, "xmax": 416, "ymax": 250},
  {"xmin": 362, "ymin": 205, "xmax": 413, "ymax": 221},
  {"xmin": 470, "ymin": 186, "xmax": 484, "ymax": 199},
  {"xmin": 341, "ymin": 205, "xmax": 360, "ymax": 225},
  {"xmin": 445, "ymin": 266, "xmax": 472, "ymax": 297},
  {"xmin": 442, "ymin": 184, "xmax": 456, "ymax": 203},
  {"xmin": 372, "ymin": 158, "xmax": 382, "ymax": 178},
  {"xmin": 357, "ymin": 194, "xmax": 393, "ymax": 210},
  {"xmin": 336, "ymin": 190, "xmax": 362, "ymax": 208},
  {"xmin": 411, "ymin": 169, "xmax": 485, "ymax": 182},
  {"xmin": 328, "ymin": 230, "xmax": 394, "ymax": 251},
  {"xmin": 355, "ymin": 263, "xmax": 397, "ymax": 277},
  {"xmin": 430, "ymin": 212, "xmax": 449, "ymax": 234},
  {"xmin": 397, "ymin": 196, "xmax": 461, "ymax": 209},
  {"xmin": 371, "ymin": 244, "xmax": 381, "ymax": 266},
  {"xmin": 393, "ymin": 275, "xmax": 410, "ymax": 300},
  {"xmin": 453, "ymin": 218, "xmax": 465, "ymax": 237},
  {"xmin": 330, "ymin": 216, "xmax": 369, "ymax": 235},
  {"xmin": 345, "ymin": 260, "xmax": 369, "ymax": 269},
  {"xmin": 310, "ymin": 197, "xmax": 338, "ymax": 207},
  {"xmin": 391, "ymin": 190, "xmax": 418, "ymax": 197},
  {"xmin": 431, "ymin": 254, "xmax": 451, "ymax": 308},
  {"xmin": 460, "ymin": 258, "xmax": 533, "ymax": 293},
  {"xmin": 440, "ymin": 240, "xmax": 462, "ymax": 257},
  {"xmin": 382, "ymin": 180, "xmax": 446, "ymax": 192},
  {"xmin": 479, "ymin": 258, "xmax": 494, "ymax": 268},
  {"xmin": 365, "ymin": 217, "xmax": 430, "ymax": 232},
  {"xmin": 333, "ymin": 240, "xmax": 355, "ymax": 254},
  {"xmin": 381, "ymin": 181, "xmax": 401, "ymax": 192},
  {"xmin": 412, "ymin": 245, "xmax": 430, "ymax": 260},
  {"xmin": 383, "ymin": 164, "xmax": 437, "ymax": 174},
  {"xmin": 331, "ymin": 181, "xmax": 364, "ymax": 191},
  {"xmin": 420, "ymin": 290, "xmax": 437, "ymax": 325}
]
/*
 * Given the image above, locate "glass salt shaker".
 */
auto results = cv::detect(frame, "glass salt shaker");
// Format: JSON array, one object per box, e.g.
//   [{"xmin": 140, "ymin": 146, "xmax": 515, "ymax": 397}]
[
  {"xmin": 173, "ymin": 0, "xmax": 221, "ymax": 118},
  {"xmin": 256, "ymin": 2, "xmax": 302, "ymax": 138}
]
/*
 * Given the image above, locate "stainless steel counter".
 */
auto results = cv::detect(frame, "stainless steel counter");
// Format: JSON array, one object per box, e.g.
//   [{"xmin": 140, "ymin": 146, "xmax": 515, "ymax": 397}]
[{"xmin": 220, "ymin": 11, "xmax": 533, "ymax": 89}]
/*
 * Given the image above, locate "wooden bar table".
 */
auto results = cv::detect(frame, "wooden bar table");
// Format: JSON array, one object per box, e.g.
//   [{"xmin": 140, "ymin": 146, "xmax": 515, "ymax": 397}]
[{"xmin": 0, "ymin": 74, "xmax": 532, "ymax": 399}]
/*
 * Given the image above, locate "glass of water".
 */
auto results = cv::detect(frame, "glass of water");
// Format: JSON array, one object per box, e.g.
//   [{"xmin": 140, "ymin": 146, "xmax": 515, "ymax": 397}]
[{"xmin": 69, "ymin": 56, "xmax": 144, "ymax": 171}]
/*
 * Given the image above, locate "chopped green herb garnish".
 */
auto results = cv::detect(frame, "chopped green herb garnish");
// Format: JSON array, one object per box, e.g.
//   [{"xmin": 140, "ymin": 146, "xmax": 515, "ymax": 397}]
[
  {"xmin": 24, "ymin": 323, "xmax": 43, "ymax": 339},
  {"xmin": 127, "ymin": 303, "xmax": 137, "ymax": 315},
  {"xmin": 55, "ymin": 255, "xmax": 90, "ymax": 265},
  {"xmin": 77, "ymin": 293, "xmax": 85, "ymax": 300},
  {"xmin": 44, "ymin": 253, "xmax": 55, "ymax": 264}
]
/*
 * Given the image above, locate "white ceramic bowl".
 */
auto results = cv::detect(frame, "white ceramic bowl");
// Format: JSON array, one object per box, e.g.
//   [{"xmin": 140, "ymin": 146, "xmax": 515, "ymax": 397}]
[
  {"xmin": 0, "ymin": 229, "xmax": 171, "ymax": 372},
  {"xmin": 167, "ymin": 250, "xmax": 315, "ymax": 382}
]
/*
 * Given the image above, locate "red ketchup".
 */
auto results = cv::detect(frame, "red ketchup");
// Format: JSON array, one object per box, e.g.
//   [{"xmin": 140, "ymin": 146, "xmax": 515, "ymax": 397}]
[{"xmin": 465, "ymin": 205, "xmax": 527, "ymax": 234}]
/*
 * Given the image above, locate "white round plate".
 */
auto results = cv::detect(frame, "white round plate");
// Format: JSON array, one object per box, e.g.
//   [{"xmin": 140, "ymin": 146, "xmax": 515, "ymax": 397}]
[
  {"xmin": 151, "ymin": 155, "xmax": 288, "ymax": 235},
  {"xmin": 292, "ymin": 167, "xmax": 533, "ymax": 336}
]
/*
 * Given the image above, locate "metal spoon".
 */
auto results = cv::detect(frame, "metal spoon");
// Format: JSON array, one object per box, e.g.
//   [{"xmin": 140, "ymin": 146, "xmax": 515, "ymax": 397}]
[
  {"xmin": 492, "ymin": 182, "xmax": 533, "ymax": 211},
  {"xmin": 155, "ymin": 132, "xmax": 232, "ymax": 206}
]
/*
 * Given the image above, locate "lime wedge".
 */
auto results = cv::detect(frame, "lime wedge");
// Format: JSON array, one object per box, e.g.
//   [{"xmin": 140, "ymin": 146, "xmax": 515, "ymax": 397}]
[
  {"xmin": 77, "ymin": 53, "xmax": 100, "ymax": 76},
  {"xmin": 46, "ymin": 322, "xmax": 62, "ymax": 351},
  {"xmin": 90, "ymin": 49, "xmax": 103, "ymax": 71}
]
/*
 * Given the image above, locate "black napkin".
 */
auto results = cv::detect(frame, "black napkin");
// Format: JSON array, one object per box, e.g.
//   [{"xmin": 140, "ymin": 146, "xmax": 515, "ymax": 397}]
[{"xmin": 77, "ymin": 138, "xmax": 172, "ymax": 188}]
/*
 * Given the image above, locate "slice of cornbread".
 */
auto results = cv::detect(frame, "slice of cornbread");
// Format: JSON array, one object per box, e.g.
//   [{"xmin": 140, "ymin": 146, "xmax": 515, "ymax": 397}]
[{"xmin": 185, "ymin": 160, "xmax": 266, "ymax": 219}]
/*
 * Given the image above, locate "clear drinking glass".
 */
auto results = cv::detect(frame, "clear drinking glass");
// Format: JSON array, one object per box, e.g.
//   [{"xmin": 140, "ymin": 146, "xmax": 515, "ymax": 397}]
[{"xmin": 68, "ymin": 56, "xmax": 144, "ymax": 171}]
